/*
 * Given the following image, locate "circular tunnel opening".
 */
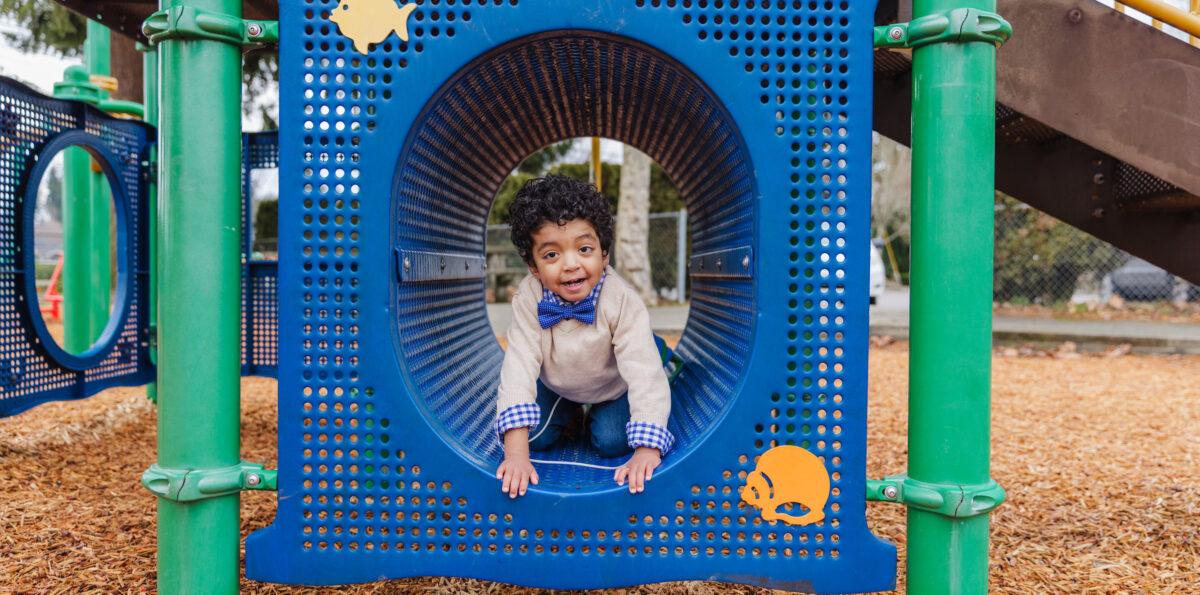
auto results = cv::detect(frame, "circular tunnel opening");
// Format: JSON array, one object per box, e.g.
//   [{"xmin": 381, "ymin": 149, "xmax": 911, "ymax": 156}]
[{"xmin": 392, "ymin": 31, "xmax": 756, "ymax": 491}]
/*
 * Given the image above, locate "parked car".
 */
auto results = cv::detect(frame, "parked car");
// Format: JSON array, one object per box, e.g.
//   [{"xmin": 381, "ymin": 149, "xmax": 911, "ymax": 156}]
[
  {"xmin": 1104, "ymin": 258, "xmax": 1175, "ymax": 301},
  {"xmin": 869, "ymin": 241, "xmax": 885, "ymax": 305}
]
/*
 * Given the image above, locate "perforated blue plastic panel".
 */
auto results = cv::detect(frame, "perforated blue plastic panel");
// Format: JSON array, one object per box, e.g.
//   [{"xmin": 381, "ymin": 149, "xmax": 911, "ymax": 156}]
[
  {"xmin": 0, "ymin": 77, "xmax": 154, "ymax": 418},
  {"xmin": 242, "ymin": 131, "xmax": 280, "ymax": 377},
  {"xmin": 247, "ymin": 1, "xmax": 895, "ymax": 592}
]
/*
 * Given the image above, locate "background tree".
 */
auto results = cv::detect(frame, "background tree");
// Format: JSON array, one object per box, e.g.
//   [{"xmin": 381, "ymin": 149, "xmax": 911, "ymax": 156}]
[
  {"xmin": 614, "ymin": 144, "xmax": 655, "ymax": 301},
  {"xmin": 36, "ymin": 162, "xmax": 64, "ymax": 223},
  {"xmin": 871, "ymin": 133, "xmax": 910, "ymax": 284},
  {"xmin": 993, "ymin": 193, "xmax": 1118, "ymax": 304}
]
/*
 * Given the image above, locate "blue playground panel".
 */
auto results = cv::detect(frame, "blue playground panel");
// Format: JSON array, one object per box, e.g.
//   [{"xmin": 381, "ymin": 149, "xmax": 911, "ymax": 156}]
[
  {"xmin": 0, "ymin": 77, "xmax": 155, "ymax": 418},
  {"xmin": 242, "ymin": 131, "xmax": 280, "ymax": 378},
  {"xmin": 246, "ymin": 0, "xmax": 896, "ymax": 592}
]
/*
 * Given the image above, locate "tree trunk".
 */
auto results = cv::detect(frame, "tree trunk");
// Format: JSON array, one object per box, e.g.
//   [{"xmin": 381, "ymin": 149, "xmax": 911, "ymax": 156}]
[
  {"xmin": 615, "ymin": 145, "xmax": 656, "ymax": 303},
  {"xmin": 110, "ymin": 35, "xmax": 143, "ymax": 103}
]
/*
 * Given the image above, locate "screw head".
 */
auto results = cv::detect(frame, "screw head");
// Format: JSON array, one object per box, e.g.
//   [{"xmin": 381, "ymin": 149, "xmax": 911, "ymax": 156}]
[
  {"xmin": 247, "ymin": 23, "xmax": 263, "ymax": 37},
  {"xmin": 888, "ymin": 27, "xmax": 904, "ymax": 41},
  {"xmin": 883, "ymin": 485, "xmax": 898, "ymax": 499},
  {"xmin": 403, "ymin": 257, "xmax": 411, "ymax": 270},
  {"xmin": 742, "ymin": 255, "xmax": 750, "ymax": 269},
  {"xmin": 246, "ymin": 473, "xmax": 262, "ymax": 487},
  {"xmin": 1067, "ymin": 8, "xmax": 1083, "ymax": 24}
]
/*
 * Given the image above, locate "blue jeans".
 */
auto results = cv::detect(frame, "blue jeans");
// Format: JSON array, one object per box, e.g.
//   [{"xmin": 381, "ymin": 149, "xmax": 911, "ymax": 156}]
[{"xmin": 527, "ymin": 381, "xmax": 633, "ymax": 458}]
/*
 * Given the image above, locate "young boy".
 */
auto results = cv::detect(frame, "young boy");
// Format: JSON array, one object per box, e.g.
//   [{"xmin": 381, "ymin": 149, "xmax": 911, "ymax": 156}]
[{"xmin": 494, "ymin": 174, "xmax": 673, "ymax": 498}]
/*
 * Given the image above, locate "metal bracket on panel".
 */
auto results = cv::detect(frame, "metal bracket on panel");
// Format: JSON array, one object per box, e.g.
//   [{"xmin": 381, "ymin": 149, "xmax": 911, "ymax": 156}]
[
  {"xmin": 689, "ymin": 246, "xmax": 753, "ymax": 279},
  {"xmin": 873, "ymin": 8, "xmax": 1011, "ymax": 50},
  {"xmin": 866, "ymin": 474, "xmax": 1005, "ymax": 519},
  {"xmin": 142, "ymin": 460, "xmax": 277, "ymax": 503},
  {"xmin": 396, "ymin": 248, "xmax": 487, "ymax": 282},
  {"xmin": 142, "ymin": 6, "xmax": 279, "ymax": 48}
]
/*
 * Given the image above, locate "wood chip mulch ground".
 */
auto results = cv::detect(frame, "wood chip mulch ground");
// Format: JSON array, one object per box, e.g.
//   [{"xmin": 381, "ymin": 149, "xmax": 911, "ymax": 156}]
[{"xmin": 2, "ymin": 342, "xmax": 1198, "ymax": 594}]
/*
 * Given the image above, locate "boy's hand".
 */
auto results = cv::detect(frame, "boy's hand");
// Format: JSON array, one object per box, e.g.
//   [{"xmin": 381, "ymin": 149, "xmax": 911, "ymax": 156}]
[
  {"xmin": 615, "ymin": 446, "xmax": 661, "ymax": 494},
  {"xmin": 497, "ymin": 427, "xmax": 538, "ymax": 498},
  {"xmin": 496, "ymin": 457, "xmax": 539, "ymax": 498}
]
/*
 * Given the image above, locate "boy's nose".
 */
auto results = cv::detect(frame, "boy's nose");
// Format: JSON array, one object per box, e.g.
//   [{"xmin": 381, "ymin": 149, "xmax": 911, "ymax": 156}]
[{"xmin": 563, "ymin": 252, "xmax": 581, "ymax": 269}]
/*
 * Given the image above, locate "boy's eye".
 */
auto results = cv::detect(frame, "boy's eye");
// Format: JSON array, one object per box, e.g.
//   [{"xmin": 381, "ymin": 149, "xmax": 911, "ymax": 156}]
[
  {"xmin": 543, "ymin": 251, "xmax": 558, "ymax": 259},
  {"xmin": 579, "ymin": 246, "xmax": 594, "ymax": 254}
]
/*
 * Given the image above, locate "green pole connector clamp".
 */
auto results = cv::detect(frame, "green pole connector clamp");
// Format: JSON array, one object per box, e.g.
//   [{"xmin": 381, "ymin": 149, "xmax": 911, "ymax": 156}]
[
  {"xmin": 867, "ymin": 474, "xmax": 1005, "ymax": 519},
  {"xmin": 873, "ymin": 8, "xmax": 1011, "ymax": 50},
  {"xmin": 143, "ymin": 461, "xmax": 277, "ymax": 503},
  {"xmin": 52, "ymin": 65, "xmax": 103, "ymax": 106},
  {"xmin": 141, "ymin": 6, "xmax": 278, "ymax": 47}
]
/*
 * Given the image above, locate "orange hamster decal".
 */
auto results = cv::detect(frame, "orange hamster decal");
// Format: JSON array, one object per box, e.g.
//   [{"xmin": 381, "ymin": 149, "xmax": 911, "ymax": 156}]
[{"xmin": 740, "ymin": 445, "xmax": 831, "ymax": 526}]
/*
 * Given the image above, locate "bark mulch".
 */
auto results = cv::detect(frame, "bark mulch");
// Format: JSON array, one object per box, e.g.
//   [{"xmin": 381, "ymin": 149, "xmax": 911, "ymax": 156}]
[{"xmin": 2, "ymin": 344, "xmax": 1197, "ymax": 594}]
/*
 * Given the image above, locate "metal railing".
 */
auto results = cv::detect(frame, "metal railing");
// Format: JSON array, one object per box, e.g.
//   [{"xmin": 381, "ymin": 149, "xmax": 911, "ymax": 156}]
[{"xmin": 1108, "ymin": 0, "xmax": 1200, "ymax": 45}]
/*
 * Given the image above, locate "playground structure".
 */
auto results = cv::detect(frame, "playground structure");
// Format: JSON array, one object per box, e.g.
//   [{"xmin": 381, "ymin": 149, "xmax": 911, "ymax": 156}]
[{"xmin": 0, "ymin": 0, "xmax": 1197, "ymax": 593}]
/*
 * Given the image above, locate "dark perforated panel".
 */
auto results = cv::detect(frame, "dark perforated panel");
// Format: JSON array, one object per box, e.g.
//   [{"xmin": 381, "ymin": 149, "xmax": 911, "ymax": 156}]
[
  {"xmin": 1114, "ymin": 160, "xmax": 1182, "ymax": 203},
  {"xmin": 0, "ymin": 76, "xmax": 154, "ymax": 417},
  {"xmin": 242, "ymin": 131, "xmax": 280, "ymax": 378}
]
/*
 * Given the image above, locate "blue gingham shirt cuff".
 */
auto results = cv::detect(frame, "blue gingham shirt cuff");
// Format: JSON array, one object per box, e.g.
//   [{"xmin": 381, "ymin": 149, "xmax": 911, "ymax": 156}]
[
  {"xmin": 626, "ymin": 421, "xmax": 675, "ymax": 455},
  {"xmin": 496, "ymin": 403, "xmax": 541, "ymax": 437}
]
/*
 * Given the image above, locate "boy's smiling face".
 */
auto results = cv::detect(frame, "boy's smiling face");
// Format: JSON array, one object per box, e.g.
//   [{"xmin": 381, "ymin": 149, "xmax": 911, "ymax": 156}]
[{"xmin": 527, "ymin": 218, "xmax": 609, "ymax": 302}]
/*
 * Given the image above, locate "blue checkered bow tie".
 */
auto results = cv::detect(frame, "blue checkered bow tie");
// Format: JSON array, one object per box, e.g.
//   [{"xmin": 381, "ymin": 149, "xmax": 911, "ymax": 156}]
[
  {"xmin": 537, "ymin": 297, "xmax": 597, "ymax": 328},
  {"xmin": 536, "ymin": 273, "xmax": 606, "ymax": 329}
]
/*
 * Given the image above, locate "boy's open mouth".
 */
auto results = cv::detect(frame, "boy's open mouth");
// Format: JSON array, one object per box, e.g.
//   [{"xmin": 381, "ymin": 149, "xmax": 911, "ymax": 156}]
[{"xmin": 563, "ymin": 278, "xmax": 586, "ymax": 291}]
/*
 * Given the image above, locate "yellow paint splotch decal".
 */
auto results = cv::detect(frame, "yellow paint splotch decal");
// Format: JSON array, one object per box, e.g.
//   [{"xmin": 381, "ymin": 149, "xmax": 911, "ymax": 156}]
[
  {"xmin": 741, "ymin": 444, "xmax": 831, "ymax": 526},
  {"xmin": 330, "ymin": 0, "xmax": 418, "ymax": 55}
]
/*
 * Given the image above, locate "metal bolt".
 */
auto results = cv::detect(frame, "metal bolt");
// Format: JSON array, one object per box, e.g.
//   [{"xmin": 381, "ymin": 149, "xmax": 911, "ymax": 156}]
[
  {"xmin": 465, "ymin": 260, "xmax": 470, "ymax": 270},
  {"xmin": 888, "ymin": 27, "xmax": 904, "ymax": 41},
  {"xmin": 1093, "ymin": 207, "xmax": 1106, "ymax": 219},
  {"xmin": 742, "ymin": 255, "xmax": 750, "ymax": 269},
  {"xmin": 716, "ymin": 258, "xmax": 723, "ymax": 270},
  {"xmin": 142, "ymin": 23, "xmax": 153, "ymax": 36},
  {"xmin": 1093, "ymin": 173, "xmax": 1106, "ymax": 185},
  {"xmin": 246, "ymin": 473, "xmax": 262, "ymax": 487},
  {"xmin": 247, "ymin": 23, "xmax": 263, "ymax": 37},
  {"xmin": 1067, "ymin": 8, "xmax": 1083, "ymax": 24},
  {"xmin": 883, "ymin": 485, "xmax": 898, "ymax": 499},
  {"xmin": 403, "ymin": 257, "xmax": 411, "ymax": 270}
]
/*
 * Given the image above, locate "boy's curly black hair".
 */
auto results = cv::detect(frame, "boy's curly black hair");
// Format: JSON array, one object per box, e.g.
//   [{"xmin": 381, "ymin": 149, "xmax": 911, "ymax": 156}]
[{"xmin": 509, "ymin": 174, "xmax": 614, "ymax": 266}]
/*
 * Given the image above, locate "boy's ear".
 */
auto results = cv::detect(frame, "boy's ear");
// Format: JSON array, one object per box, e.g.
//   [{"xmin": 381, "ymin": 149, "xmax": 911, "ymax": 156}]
[{"xmin": 527, "ymin": 263, "xmax": 539, "ymax": 278}]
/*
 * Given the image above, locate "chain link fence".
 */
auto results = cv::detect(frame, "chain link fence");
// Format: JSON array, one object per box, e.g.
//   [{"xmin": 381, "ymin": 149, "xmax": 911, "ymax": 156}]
[
  {"xmin": 486, "ymin": 209, "xmax": 689, "ymax": 303},
  {"xmin": 992, "ymin": 198, "xmax": 1196, "ymax": 305}
]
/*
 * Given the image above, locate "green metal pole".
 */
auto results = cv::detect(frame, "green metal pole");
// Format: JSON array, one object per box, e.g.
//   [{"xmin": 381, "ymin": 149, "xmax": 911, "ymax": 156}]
[
  {"xmin": 907, "ymin": 1, "xmax": 998, "ymax": 593},
  {"xmin": 61, "ymin": 129, "xmax": 92, "ymax": 354},
  {"xmin": 86, "ymin": 20, "xmax": 112, "ymax": 342},
  {"xmin": 154, "ymin": 0, "xmax": 243, "ymax": 590},
  {"xmin": 140, "ymin": 42, "xmax": 160, "ymax": 404}
]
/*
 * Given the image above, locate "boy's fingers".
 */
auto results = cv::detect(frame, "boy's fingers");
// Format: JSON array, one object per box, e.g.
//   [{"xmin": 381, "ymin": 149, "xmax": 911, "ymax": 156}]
[
  {"xmin": 519, "ymin": 474, "xmax": 529, "ymax": 496},
  {"xmin": 614, "ymin": 466, "xmax": 627, "ymax": 485},
  {"xmin": 531, "ymin": 469, "xmax": 539, "ymax": 485}
]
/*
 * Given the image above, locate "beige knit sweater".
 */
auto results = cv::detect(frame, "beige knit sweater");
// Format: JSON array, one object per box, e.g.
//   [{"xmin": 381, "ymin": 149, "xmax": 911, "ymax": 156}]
[{"xmin": 496, "ymin": 268, "xmax": 671, "ymax": 429}]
